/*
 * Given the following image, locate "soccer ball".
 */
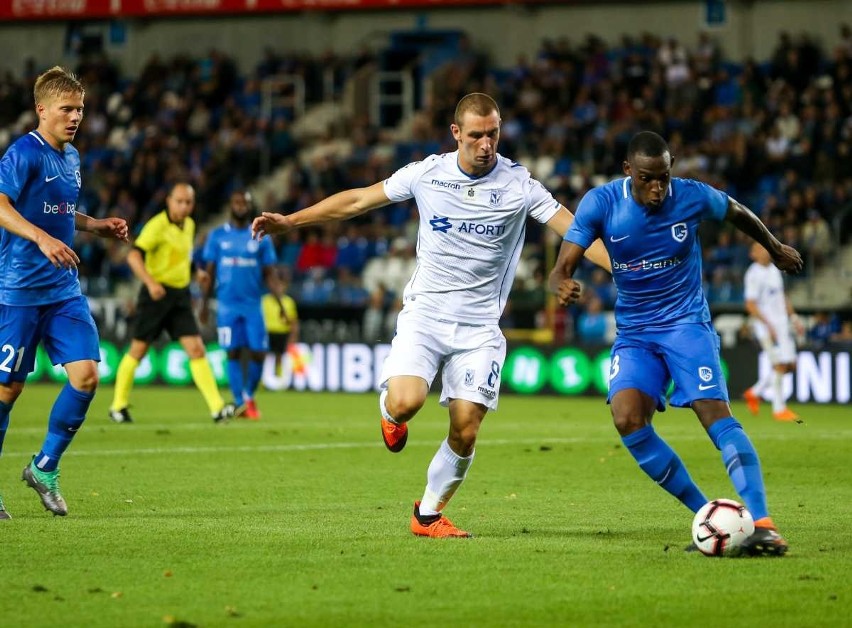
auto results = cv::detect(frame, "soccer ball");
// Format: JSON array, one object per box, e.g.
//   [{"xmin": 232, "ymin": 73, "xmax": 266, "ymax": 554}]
[{"xmin": 691, "ymin": 499, "xmax": 755, "ymax": 557}]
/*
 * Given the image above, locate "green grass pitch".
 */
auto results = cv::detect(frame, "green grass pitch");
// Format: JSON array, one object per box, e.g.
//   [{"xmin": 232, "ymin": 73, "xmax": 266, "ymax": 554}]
[{"xmin": 0, "ymin": 385, "xmax": 849, "ymax": 627}]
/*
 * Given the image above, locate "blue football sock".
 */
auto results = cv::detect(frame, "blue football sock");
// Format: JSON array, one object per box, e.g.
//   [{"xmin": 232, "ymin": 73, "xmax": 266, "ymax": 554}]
[
  {"xmin": 245, "ymin": 359, "xmax": 263, "ymax": 399},
  {"xmin": 707, "ymin": 417, "xmax": 769, "ymax": 521},
  {"xmin": 34, "ymin": 383, "xmax": 94, "ymax": 472},
  {"xmin": 622, "ymin": 425, "xmax": 708, "ymax": 513},
  {"xmin": 0, "ymin": 399, "xmax": 13, "ymax": 457},
  {"xmin": 227, "ymin": 359, "xmax": 245, "ymax": 402}
]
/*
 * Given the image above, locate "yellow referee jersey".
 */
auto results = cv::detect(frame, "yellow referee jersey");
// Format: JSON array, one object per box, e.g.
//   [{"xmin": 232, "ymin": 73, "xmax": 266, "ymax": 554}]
[
  {"xmin": 134, "ymin": 211, "xmax": 196, "ymax": 289},
  {"xmin": 262, "ymin": 293, "xmax": 298, "ymax": 334}
]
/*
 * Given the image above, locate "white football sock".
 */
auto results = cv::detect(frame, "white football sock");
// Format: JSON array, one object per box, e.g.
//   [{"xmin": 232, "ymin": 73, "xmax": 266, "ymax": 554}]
[
  {"xmin": 379, "ymin": 389, "xmax": 399, "ymax": 424},
  {"xmin": 419, "ymin": 439, "xmax": 474, "ymax": 516},
  {"xmin": 751, "ymin": 367, "xmax": 774, "ymax": 397},
  {"xmin": 771, "ymin": 371, "xmax": 786, "ymax": 412}
]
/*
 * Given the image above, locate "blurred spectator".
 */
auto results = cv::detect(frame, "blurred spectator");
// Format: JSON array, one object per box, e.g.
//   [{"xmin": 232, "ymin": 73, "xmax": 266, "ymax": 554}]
[
  {"xmin": 800, "ymin": 210, "xmax": 833, "ymax": 268},
  {"xmin": 335, "ymin": 225, "xmax": 370, "ymax": 275},
  {"xmin": 576, "ymin": 295, "xmax": 608, "ymax": 344},
  {"xmin": 830, "ymin": 319, "xmax": 852, "ymax": 346},
  {"xmin": 295, "ymin": 230, "xmax": 337, "ymax": 277},
  {"xmin": 588, "ymin": 267, "xmax": 617, "ymax": 308},
  {"xmin": 808, "ymin": 311, "xmax": 842, "ymax": 347},
  {"xmin": 361, "ymin": 237, "xmax": 415, "ymax": 342},
  {"xmin": 504, "ymin": 267, "xmax": 548, "ymax": 329}
]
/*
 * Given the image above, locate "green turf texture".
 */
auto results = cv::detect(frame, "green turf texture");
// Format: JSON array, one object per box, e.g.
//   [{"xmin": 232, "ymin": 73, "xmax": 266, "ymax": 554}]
[{"xmin": 0, "ymin": 385, "xmax": 849, "ymax": 627}]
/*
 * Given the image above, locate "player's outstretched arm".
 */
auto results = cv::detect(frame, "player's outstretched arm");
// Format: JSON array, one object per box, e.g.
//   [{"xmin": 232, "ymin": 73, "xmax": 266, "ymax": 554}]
[
  {"xmin": 548, "ymin": 241, "xmax": 586, "ymax": 307},
  {"xmin": 546, "ymin": 207, "xmax": 611, "ymax": 273},
  {"xmin": 725, "ymin": 198, "xmax": 803, "ymax": 274},
  {"xmin": 75, "ymin": 212, "xmax": 129, "ymax": 242},
  {"xmin": 252, "ymin": 182, "xmax": 392, "ymax": 240},
  {"xmin": 0, "ymin": 192, "xmax": 80, "ymax": 269},
  {"xmin": 584, "ymin": 238, "xmax": 612, "ymax": 273}
]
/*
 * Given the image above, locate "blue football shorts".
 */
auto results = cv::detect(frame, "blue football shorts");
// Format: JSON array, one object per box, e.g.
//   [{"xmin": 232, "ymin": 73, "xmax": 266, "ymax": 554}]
[
  {"xmin": 0, "ymin": 295, "xmax": 101, "ymax": 383},
  {"xmin": 607, "ymin": 321, "xmax": 729, "ymax": 411},
  {"xmin": 216, "ymin": 303, "xmax": 269, "ymax": 352}
]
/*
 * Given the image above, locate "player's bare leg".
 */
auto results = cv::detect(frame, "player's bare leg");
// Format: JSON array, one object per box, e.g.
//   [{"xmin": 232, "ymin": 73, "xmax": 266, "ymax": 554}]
[
  {"xmin": 380, "ymin": 375, "xmax": 428, "ymax": 452},
  {"xmin": 0, "ymin": 381, "xmax": 24, "ymax": 520}
]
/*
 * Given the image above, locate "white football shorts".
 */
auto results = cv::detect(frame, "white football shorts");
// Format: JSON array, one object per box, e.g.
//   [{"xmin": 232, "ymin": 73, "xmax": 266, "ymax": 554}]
[
  {"xmin": 379, "ymin": 308, "xmax": 507, "ymax": 410},
  {"xmin": 752, "ymin": 320, "xmax": 797, "ymax": 364}
]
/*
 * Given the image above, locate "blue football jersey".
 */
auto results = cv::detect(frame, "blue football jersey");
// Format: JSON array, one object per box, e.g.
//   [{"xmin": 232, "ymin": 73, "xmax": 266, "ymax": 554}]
[
  {"xmin": 565, "ymin": 177, "xmax": 728, "ymax": 330},
  {"xmin": 203, "ymin": 223, "xmax": 276, "ymax": 306},
  {"xmin": 0, "ymin": 131, "xmax": 83, "ymax": 306}
]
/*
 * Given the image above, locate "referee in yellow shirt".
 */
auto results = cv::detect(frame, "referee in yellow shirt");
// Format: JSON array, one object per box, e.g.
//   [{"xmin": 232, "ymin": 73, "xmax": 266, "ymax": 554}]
[
  {"xmin": 109, "ymin": 182, "xmax": 240, "ymax": 423},
  {"xmin": 261, "ymin": 275, "xmax": 299, "ymax": 373}
]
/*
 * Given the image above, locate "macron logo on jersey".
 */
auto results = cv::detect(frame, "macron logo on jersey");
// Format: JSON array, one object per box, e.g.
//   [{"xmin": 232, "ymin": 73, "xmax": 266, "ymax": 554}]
[
  {"xmin": 430, "ymin": 216, "xmax": 453, "ymax": 232},
  {"xmin": 43, "ymin": 201, "xmax": 76, "ymax": 215},
  {"xmin": 431, "ymin": 179, "xmax": 461, "ymax": 190}
]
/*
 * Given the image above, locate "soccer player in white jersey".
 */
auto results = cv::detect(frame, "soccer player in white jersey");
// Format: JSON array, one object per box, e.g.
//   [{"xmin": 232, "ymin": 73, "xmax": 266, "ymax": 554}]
[
  {"xmin": 742, "ymin": 242, "xmax": 804, "ymax": 421},
  {"xmin": 253, "ymin": 93, "xmax": 610, "ymax": 537}
]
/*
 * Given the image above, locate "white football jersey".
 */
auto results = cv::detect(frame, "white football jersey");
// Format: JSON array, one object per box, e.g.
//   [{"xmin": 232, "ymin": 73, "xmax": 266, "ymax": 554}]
[
  {"xmin": 744, "ymin": 261, "xmax": 790, "ymax": 336},
  {"xmin": 383, "ymin": 152, "xmax": 560, "ymax": 325}
]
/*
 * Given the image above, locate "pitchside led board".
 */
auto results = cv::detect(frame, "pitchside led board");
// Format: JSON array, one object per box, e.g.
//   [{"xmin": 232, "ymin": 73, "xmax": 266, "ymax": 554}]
[{"xmin": 28, "ymin": 341, "xmax": 851, "ymax": 405}]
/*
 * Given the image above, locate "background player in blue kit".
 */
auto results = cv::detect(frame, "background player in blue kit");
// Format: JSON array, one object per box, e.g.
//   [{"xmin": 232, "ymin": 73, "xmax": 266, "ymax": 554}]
[
  {"xmin": 0, "ymin": 66, "xmax": 129, "ymax": 519},
  {"xmin": 200, "ymin": 189, "xmax": 282, "ymax": 420},
  {"xmin": 549, "ymin": 131, "xmax": 803, "ymax": 556}
]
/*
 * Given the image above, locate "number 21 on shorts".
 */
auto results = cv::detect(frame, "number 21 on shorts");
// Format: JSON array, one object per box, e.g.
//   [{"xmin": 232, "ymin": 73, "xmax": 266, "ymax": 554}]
[{"xmin": 0, "ymin": 344, "xmax": 25, "ymax": 373}]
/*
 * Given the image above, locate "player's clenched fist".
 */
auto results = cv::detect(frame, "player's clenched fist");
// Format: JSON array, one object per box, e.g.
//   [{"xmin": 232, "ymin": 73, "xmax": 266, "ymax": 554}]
[
  {"xmin": 252, "ymin": 212, "xmax": 293, "ymax": 239},
  {"xmin": 555, "ymin": 278, "xmax": 583, "ymax": 307},
  {"xmin": 771, "ymin": 243, "xmax": 803, "ymax": 275}
]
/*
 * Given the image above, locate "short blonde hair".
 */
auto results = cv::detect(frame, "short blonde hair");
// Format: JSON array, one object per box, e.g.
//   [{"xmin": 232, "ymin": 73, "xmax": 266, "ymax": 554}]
[
  {"xmin": 454, "ymin": 93, "xmax": 499, "ymax": 128},
  {"xmin": 33, "ymin": 66, "xmax": 84, "ymax": 106}
]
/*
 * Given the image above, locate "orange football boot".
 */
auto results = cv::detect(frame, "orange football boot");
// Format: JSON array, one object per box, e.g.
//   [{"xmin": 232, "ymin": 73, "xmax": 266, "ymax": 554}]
[
  {"xmin": 381, "ymin": 417, "xmax": 408, "ymax": 452},
  {"xmin": 243, "ymin": 399, "xmax": 261, "ymax": 420},
  {"xmin": 772, "ymin": 408, "xmax": 799, "ymax": 422},
  {"xmin": 743, "ymin": 388, "xmax": 761, "ymax": 416},
  {"xmin": 740, "ymin": 517, "xmax": 788, "ymax": 556},
  {"xmin": 410, "ymin": 501, "xmax": 471, "ymax": 538}
]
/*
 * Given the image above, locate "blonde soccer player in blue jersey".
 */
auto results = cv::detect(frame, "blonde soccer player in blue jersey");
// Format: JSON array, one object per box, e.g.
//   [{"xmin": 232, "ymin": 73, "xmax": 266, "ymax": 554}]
[{"xmin": 0, "ymin": 67, "xmax": 128, "ymax": 518}]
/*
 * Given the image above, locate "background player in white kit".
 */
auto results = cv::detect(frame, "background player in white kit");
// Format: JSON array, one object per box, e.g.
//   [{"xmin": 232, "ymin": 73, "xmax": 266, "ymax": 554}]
[
  {"xmin": 742, "ymin": 241, "xmax": 804, "ymax": 421},
  {"xmin": 253, "ymin": 93, "xmax": 610, "ymax": 537}
]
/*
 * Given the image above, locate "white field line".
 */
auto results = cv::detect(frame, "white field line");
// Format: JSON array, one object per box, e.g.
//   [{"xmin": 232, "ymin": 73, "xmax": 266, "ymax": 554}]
[{"xmin": 3, "ymin": 432, "xmax": 850, "ymax": 458}]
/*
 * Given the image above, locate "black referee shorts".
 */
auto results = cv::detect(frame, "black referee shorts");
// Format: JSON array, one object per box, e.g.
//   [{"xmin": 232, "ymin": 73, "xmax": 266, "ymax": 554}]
[
  {"xmin": 268, "ymin": 332, "xmax": 291, "ymax": 355},
  {"xmin": 131, "ymin": 285, "xmax": 200, "ymax": 343}
]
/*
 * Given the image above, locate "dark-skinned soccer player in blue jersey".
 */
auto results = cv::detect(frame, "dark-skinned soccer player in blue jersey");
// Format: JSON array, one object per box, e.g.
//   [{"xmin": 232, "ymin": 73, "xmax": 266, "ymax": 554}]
[{"xmin": 549, "ymin": 131, "xmax": 802, "ymax": 556}]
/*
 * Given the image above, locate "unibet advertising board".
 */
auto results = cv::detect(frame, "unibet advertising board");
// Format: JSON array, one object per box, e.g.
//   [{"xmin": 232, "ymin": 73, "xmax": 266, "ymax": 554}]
[{"xmin": 29, "ymin": 341, "xmax": 850, "ymax": 404}]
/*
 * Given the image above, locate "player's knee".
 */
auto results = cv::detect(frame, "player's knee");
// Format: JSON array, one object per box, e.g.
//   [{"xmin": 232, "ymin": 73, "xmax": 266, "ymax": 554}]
[
  {"xmin": 386, "ymin": 390, "xmax": 425, "ymax": 421},
  {"xmin": 0, "ymin": 381, "xmax": 25, "ymax": 404},
  {"xmin": 183, "ymin": 338, "xmax": 206, "ymax": 359},
  {"xmin": 450, "ymin": 423, "xmax": 479, "ymax": 451},
  {"xmin": 611, "ymin": 411, "xmax": 646, "ymax": 436},
  {"xmin": 69, "ymin": 368, "xmax": 99, "ymax": 393}
]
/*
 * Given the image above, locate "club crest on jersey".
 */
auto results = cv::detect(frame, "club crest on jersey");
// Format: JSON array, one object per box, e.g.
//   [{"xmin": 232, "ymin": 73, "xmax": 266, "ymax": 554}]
[
  {"xmin": 247, "ymin": 240, "xmax": 259, "ymax": 253},
  {"xmin": 464, "ymin": 369, "xmax": 475, "ymax": 388},
  {"xmin": 489, "ymin": 189, "xmax": 503, "ymax": 207},
  {"xmin": 671, "ymin": 222, "xmax": 688, "ymax": 242},
  {"xmin": 698, "ymin": 366, "xmax": 713, "ymax": 382}
]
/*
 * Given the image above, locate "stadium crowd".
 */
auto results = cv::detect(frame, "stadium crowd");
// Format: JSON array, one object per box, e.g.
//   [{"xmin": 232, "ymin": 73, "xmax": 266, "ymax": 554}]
[{"xmin": 0, "ymin": 25, "xmax": 850, "ymax": 342}]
